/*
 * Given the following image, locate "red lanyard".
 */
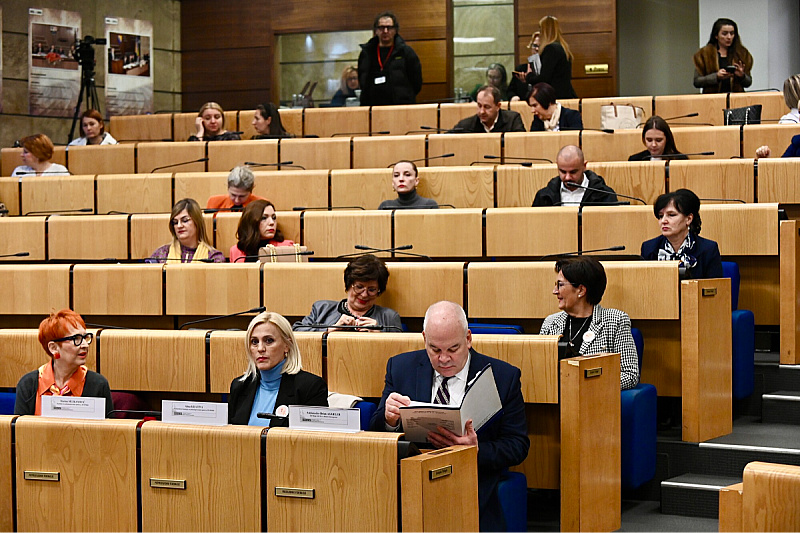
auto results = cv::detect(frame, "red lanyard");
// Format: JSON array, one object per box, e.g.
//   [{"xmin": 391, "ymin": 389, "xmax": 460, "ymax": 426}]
[{"xmin": 377, "ymin": 45, "xmax": 394, "ymax": 71}]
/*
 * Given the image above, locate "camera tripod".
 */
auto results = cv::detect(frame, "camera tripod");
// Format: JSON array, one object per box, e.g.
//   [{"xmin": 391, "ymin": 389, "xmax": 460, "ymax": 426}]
[{"xmin": 68, "ymin": 63, "xmax": 101, "ymax": 143}]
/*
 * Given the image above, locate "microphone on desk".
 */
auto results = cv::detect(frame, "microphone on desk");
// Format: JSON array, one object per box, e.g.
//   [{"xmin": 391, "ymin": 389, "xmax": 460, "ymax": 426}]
[
  {"xmin": 24, "ymin": 208, "xmax": 94, "ymax": 216},
  {"xmin": 305, "ymin": 324, "xmax": 405, "ymax": 332},
  {"xmin": 336, "ymin": 244, "xmax": 432, "ymax": 261},
  {"xmin": 233, "ymin": 250, "xmax": 315, "ymax": 262},
  {"xmin": 407, "ymin": 126, "xmax": 466, "ymax": 134},
  {"xmin": 484, "ymin": 154, "xmax": 554, "ymax": 164},
  {"xmin": 649, "ymin": 112, "xmax": 699, "ymax": 124},
  {"xmin": 114, "ymin": 138, "xmax": 174, "ymax": 142},
  {"xmin": 142, "ymin": 257, "xmax": 217, "ymax": 263},
  {"xmin": 203, "ymin": 206, "xmax": 244, "ymax": 213},
  {"xmin": 670, "ymin": 122, "xmax": 715, "ymax": 127},
  {"xmin": 387, "ymin": 153, "xmax": 454, "ymax": 167},
  {"xmin": 150, "ymin": 157, "xmax": 208, "ymax": 173},
  {"xmin": 14, "ymin": 170, "xmax": 74, "ymax": 175},
  {"xmin": 648, "ymin": 151, "xmax": 715, "ymax": 159},
  {"xmin": 389, "ymin": 204, "xmax": 456, "ymax": 209},
  {"xmin": 85, "ymin": 322, "xmax": 131, "ymax": 330},
  {"xmin": 257, "ymin": 412, "xmax": 287, "ymax": 422},
  {"xmin": 178, "ymin": 306, "xmax": 266, "ymax": 330},
  {"xmin": 553, "ymin": 200, "xmax": 631, "ymax": 206},
  {"xmin": 245, "ymin": 161, "xmax": 293, "ymax": 168},
  {"xmin": 0, "ymin": 207, "xmax": 8, "ymax": 215},
  {"xmin": 331, "ymin": 131, "xmax": 390, "ymax": 137},
  {"xmin": 538, "ymin": 245, "xmax": 626, "ymax": 261},
  {"xmin": 699, "ymin": 197, "xmax": 746, "ymax": 204},
  {"xmin": 0, "ymin": 251, "xmax": 30, "ymax": 258},
  {"xmin": 571, "ymin": 183, "xmax": 647, "ymax": 205},
  {"xmin": 292, "ymin": 205, "xmax": 365, "ymax": 211},
  {"xmin": 581, "ymin": 128, "xmax": 615, "ymax": 134}
]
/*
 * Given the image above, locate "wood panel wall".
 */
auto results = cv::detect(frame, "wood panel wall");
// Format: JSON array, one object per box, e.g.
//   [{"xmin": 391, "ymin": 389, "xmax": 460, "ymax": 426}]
[{"xmin": 181, "ymin": 0, "xmax": 615, "ymax": 111}]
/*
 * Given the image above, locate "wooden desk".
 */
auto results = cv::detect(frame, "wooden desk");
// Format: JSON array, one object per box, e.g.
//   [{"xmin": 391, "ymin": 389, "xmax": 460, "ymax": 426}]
[
  {"xmin": 98, "ymin": 329, "xmax": 207, "ymax": 392},
  {"xmin": 73, "ymin": 264, "xmax": 164, "ymax": 316},
  {"xmin": 0, "ymin": 176, "xmax": 19, "ymax": 215},
  {"xmin": 486, "ymin": 207, "xmax": 579, "ymax": 258},
  {"xmin": 587, "ymin": 160, "xmax": 666, "ymax": 204},
  {"xmin": 379, "ymin": 262, "xmax": 465, "ymax": 317},
  {"xmin": 757, "ymin": 158, "xmax": 800, "ymax": 203},
  {"xmin": 108, "ymin": 114, "xmax": 172, "ymax": 141},
  {"xmin": 439, "ymin": 102, "xmax": 479, "ymax": 130},
  {"xmin": 579, "ymin": 96, "xmax": 653, "ymax": 129},
  {"xmin": 140, "ymin": 422, "xmax": 265, "ymax": 532},
  {"xmin": 47, "ymin": 214, "xmax": 128, "ymax": 261},
  {"xmin": 96, "ymin": 173, "xmax": 173, "ymax": 214},
  {"xmin": 15, "ymin": 417, "xmax": 140, "ymax": 532},
  {"xmin": 207, "ymin": 139, "xmax": 279, "ymax": 172},
  {"xmin": 352, "ymin": 135, "xmax": 427, "ymax": 169},
  {"xmin": 581, "ymin": 205, "xmax": 658, "ymax": 257},
  {"xmin": 495, "ymin": 164, "xmax": 558, "ymax": 207},
  {"xmin": 302, "ymin": 210, "xmax": 392, "ymax": 258},
  {"xmin": 702, "ymin": 203, "xmax": 779, "ymax": 256},
  {"xmin": 1, "ymin": 147, "xmax": 67, "ymax": 177},
  {"xmin": 417, "ymin": 166, "xmax": 494, "ymax": 208},
  {"xmin": 671, "ymin": 125, "xmax": 741, "ymax": 159},
  {"xmin": 427, "ymin": 133, "xmax": 501, "ymax": 167},
  {"xmin": 129, "ymin": 213, "xmax": 215, "ymax": 260},
  {"xmin": 504, "ymin": 132, "xmax": 581, "ymax": 166},
  {"xmin": 0, "ymin": 416, "xmax": 12, "ymax": 532},
  {"xmin": 581, "ymin": 129, "xmax": 643, "ymax": 163},
  {"xmin": 172, "ymin": 111, "xmax": 237, "ymax": 141},
  {"xmin": 394, "ymin": 209, "xmax": 483, "ymax": 257},
  {"xmin": 730, "ymin": 92, "xmax": 790, "ymax": 123},
  {"xmin": 330, "ymin": 168, "xmax": 394, "ymax": 209},
  {"xmin": 173, "ymin": 172, "xmax": 229, "ymax": 207},
  {"xmin": 137, "ymin": 141, "xmax": 206, "ymax": 174},
  {"xmin": 743, "ymin": 124, "xmax": 800, "ymax": 162},
  {"xmin": 263, "ymin": 263, "xmax": 346, "ymax": 317},
  {"xmin": 21, "ymin": 174, "xmax": 94, "ymax": 215},
  {"xmin": 304, "ymin": 107, "xmax": 370, "ymax": 138},
  {"xmin": 0, "ymin": 265, "xmax": 70, "ymax": 315},
  {"xmin": 742, "ymin": 462, "xmax": 800, "ymax": 531},
  {"xmin": 253, "ymin": 170, "xmax": 329, "ymax": 211},
  {"xmin": 371, "ymin": 104, "xmax": 439, "ymax": 136},
  {"xmin": 67, "ymin": 144, "xmax": 135, "ymax": 175},
  {"xmin": 165, "ymin": 263, "xmax": 261, "ymax": 315},
  {"xmin": 669, "ymin": 159, "xmax": 755, "ymax": 203},
  {"xmin": 279, "ymin": 137, "xmax": 350, "ymax": 170},
  {"xmin": 653, "ymin": 93, "xmax": 727, "ymax": 127},
  {"xmin": 0, "ymin": 216, "xmax": 46, "ymax": 261}
]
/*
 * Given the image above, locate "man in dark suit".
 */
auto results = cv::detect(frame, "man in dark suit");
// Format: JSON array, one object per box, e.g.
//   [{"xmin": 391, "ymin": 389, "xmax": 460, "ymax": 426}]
[
  {"xmin": 452, "ymin": 85, "xmax": 526, "ymax": 133},
  {"xmin": 370, "ymin": 301, "xmax": 529, "ymax": 531},
  {"xmin": 533, "ymin": 144, "xmax": 618, "ymax": 206}
]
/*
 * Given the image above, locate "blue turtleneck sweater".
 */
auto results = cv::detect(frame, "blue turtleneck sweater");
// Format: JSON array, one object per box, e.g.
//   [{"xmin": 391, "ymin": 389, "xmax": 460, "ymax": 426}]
[{"xmin": 248, "ymin": 359, "xmax": 286, "ymax": 426}]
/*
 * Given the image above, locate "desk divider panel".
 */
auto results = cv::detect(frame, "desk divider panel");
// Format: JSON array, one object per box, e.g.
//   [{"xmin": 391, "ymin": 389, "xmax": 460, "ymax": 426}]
[
  {"xmin": 742, "ymin": 462, "xmax": 800, "ymax": 532},
  {"xmin": 14, "ymin": 418, "xmax": 140, "ymax": 532},
  {"xmin": 237, "ymin": 110, "xmax": 257, "ymax": 139},
  {"xmin": 265, "ymin": 429, "xmax": 402, "ymax": 532},
  {"xmin": 393, "ymin": 209, "xmax": 483, "ymax": 257},
  {"xmin": 0, "ymin": 265, "xmax": 70, "ymax": 315},
  {"xmin": 207, "ymin": 139, "xmax": 279, "ymax": 172},
  {"xmin": 378, "ymin": 262, "xmax": 465, "ymax": 317},
  {"xmin": 67, "ymin": 144, "xmax": 135, "ymax": 175},
  {"xmin": 718, "ymin": 482, "xmax": 743, "ymax": 532},
  {"xmin": 21, "ymin": 174, "xmax": 95, "ymax": 215},
  {"xmin": 263, "ymin": 263, "xmax": 346, "ymax": 317},
  {"xmin": 278, "ymin": 137, "xmax": 350, "ymax": 170},
  {"xmin": 371, "ymin": 104, "xmax": 439, "ymax": 136},
  {"xmin": 165, "ymin": 263, "xmax": 262, "ymax": 316},
  {"xmin": 352, "ymin": 135, "xmax": 427, "ymax": 169},
  {"xmin": 208, "ymin": 330, "xmax": 324, "ymax": 394},
  {"xmin": 0, "ymin": 416, "xmax": 13, "ymax": 532},
  {"xmin": 330, "ymin": 168, "xmax": 394, "ymax": 210},
  {"xmin": 653, "ymin": 93, "xmax": 728, "ymax": 127},
  {"xmin": 730, "ymin": 92, "xmax": 789, "ymax": 123},
  {"xmin": 303, "ymin": 107, "xmax": 370, "ymax": 138},
  {"xmin": 671, "ymin": 125, "xmax": 741, "ymax": 159},
  {"xmin": 254, "ymin": 170, "xmax": 329, "ymax": 211},
  {"xmin": 140, "ymin": 422, "xmax": 265, "ymax": 532},
  {"xmin": 302, "ymin": 210, "xmax": 392, "ymax": 258},
  {"xmin": 780, "ymin": 220, "xmax": 800, "ymax": 365},
  {"xmin": 587, "ymin": 161, "xmax": 666, "ymax": 205},
  {"xmin": 495, "ymin": 164, "xmax": 558, "ymax": 207},
  {"xmin": 108, "ymin": 114, "xmax": 172, "ymax": 141},
  {"xmin": 137, "ymin": 142, "xmax": 206, "ymax": 174},
  {"xmin": 173, "ymin": 172, "xmax": 229, "ymax": 206},
  {"xmin": 681, "ymin": 278, "xmax": 732, "ymax": 442},
  {"xmin": 509, "ymin": 100, "xmax": 533, "ymax": 131},
  {"xmin": 757, "ymin": 158, "xmax": 800, "ymax": 203},
  {"xmin": 579, "ymin": 96, "xmax": 653, "ymax": 130},
  {"xmin": 743, "ymin": 124, "xmax": 800, "ymax": 163},
  {"xmin": 96, "ymin": 173, "xmax": 173, "ymax": 214},
  {"xmin": 278, "ymin": 108, "xmax": 303, "ymax": 137},
  {"xmin": 580, "ymin": 129, "xmax": 643, "ymax": 163},
  {"xmin": 0, "ymin": 176, "xmax": 19, "ymax": 215},
  {"xmin": 0, "ymin": 216, "xmax": 46, "ymax": 260},
  {"xmin": 427, "ymin": 133, "xmax": 501, "ymax": 167},
  {"xmin": 485, "ymin": 207, "xmax": 579, "ymax": 257},
  {"xmin": 99, "ymin": 329, "xmax": 207, "ymax": 392},
  {"xmin": 417, "ymin": 166, "xmax": 495, "ymax": 208},
  {"xmin": 701, "ymin": 203, "xmax": 779, "ymax": 255},
  {"xmin": 503, "ymin": 132, "xmax": 580, "ymax": 166},
  {"xmin": 47, "ymin": 214, "xmax": 129, "ymax": 261},
  {"xmin": 0, "ymin": 329, "xmax": 97, "ymax": 388},
  {"xmin": 581, "ymin": 205, "xmax": 658, "ymax": 257},
  {"xmin": 73, "ymin": 264, "xmax": 164, "ymax": 316},
  {"xmin": 439, "ymin": 102, "xmax": 480, "ymax": 130},
  {"xmin": 669, "ymin": 159, "xmax": 755, "ymax": 204}
]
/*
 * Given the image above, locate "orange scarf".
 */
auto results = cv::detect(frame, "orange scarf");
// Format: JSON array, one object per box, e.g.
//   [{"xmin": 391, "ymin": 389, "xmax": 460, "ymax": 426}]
[{"xmin": 35, "ymin": 361, "xmax": 87, "ymax": 415}]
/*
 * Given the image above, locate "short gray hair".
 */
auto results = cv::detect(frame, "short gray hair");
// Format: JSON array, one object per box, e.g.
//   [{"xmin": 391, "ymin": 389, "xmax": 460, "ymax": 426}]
[
  {"xmin": 228, "ymin": 165, "xmax": 255, "ymax": 191},
  {"xmin": 423, "ymin": 301, "xmax": 468, "ymax": 335}
]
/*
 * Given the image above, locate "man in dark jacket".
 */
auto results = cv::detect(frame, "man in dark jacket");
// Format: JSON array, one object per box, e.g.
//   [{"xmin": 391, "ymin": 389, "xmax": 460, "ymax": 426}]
[
  {"xmin": 452, "ymin": 85, "xmax": 526, "ymax": 133},
  {"xmin": 532, "ymin": 145, "xmax": 618, "ymax": 206},
  {"xmin": 358, "ymin": 12, "xmax": 423, "ymax": 106}
]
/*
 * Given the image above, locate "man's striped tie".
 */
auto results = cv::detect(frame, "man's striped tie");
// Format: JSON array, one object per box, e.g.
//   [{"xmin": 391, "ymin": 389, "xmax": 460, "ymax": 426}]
[{"xmin": 434, "ymin": 376, "xmax": 452, "ymax": 405}]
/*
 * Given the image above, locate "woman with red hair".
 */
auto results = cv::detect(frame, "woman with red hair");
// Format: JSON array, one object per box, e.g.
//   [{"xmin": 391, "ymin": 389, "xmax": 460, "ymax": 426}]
[{"xmin": 14, "ymin": 309, "xmax": 113, "ymax": 416}]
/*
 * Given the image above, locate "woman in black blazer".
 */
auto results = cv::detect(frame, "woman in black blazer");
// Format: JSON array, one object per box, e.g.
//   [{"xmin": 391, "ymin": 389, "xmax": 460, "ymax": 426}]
[
  {"xmin": 229, "ymin": 311, "xmax": 328, "ymax": 426},
  {"xmin": 520, "ymin": 15, "xmax": 577, "ymax": 99},
  {"xmin": 528, "ymin": 82, "xmax": 583, "ymax": 132}
]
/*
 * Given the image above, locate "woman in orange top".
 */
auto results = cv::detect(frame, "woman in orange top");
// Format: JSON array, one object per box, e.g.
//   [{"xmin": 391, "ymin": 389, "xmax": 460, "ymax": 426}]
[
  {"xmin": 14, "ymin": 309, "xmax": 113, "ymax": 416},
  {"xmin": 206, "ymin": 166, "xmax": 266, "ymax": 211}
]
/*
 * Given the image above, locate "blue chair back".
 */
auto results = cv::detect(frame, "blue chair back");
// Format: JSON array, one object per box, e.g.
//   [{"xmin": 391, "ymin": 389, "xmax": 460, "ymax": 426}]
[
  {"xmin": 721, "ymin": 261, "xmax": 740, "ymax": 311},
  {"xmin": 354, "ymin": 401, "xmax": 377, "ymax": 430},
  {"xmin": 0, "ymin": 392, "xmax": 15, "ymax": 415},
  {"xmin": 468, "ymin": 323, "xmax": 524, "ymax": 335},
  {"xmin": 630, "ymin": 327, "xmax": 644, "ymax": 372}
]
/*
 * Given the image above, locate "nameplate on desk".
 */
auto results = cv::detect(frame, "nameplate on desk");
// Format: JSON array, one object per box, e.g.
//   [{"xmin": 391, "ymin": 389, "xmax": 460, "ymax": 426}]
[
  {"xmin": 275, "ymin": 487, "xmax": 315, "ymax": 499},
  {"xmin": 150, "ymin": 478, "xmax": 186, "ymax": 490},
  {"xmin": 584, "ymin": 367, "xmax": 603, "ymax": 378},
  {"xmin": 41, "ymin": 396, "xmax": 106, "ymax": 419},
  {"xmin": 702, "ymin": 287, "xmax": 718, "ymax": 297},
  {"xmin": 162, "ymin": 400, "xmax": 228, "ymax": 426},
  {"xmin": 429, "ymin": 465, "xmax": 453, "ymax": 480},
  {"xmin": 288, "ymin": 406, "xmax": 361, "ymax": 433},
  {"xmin": 24, "ymin": 471, "xmax": 60, "ymax": 482}
]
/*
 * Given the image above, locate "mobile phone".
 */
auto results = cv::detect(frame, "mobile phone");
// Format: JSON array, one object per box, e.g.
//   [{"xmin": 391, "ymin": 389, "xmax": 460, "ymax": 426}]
[{"xmin": 725, "ymin": 64, "xmax": 737, "ymax": 73}]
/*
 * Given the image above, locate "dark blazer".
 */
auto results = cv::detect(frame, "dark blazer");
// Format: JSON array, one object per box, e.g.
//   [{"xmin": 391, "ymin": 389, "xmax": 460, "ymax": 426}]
[
  {"xmin": 640, "ymin": 234, "xmax": 723, "ymax": 279},
  {"xmin": 358, "ymin": 34, "xmax": 422, "ymax": 106},
  {"xmin": 532, "ymin": 170, "xmax": 618, "ymax": 206},
  {"xmin": 453, "ymin": 109, "xmax": 526, "ymax": 133},
  {"xmin": 782, "ymin": 134, "xmax": 800, "ymax": 158},
  {"xmin": 228, "ymin": 370, "xmax": 328, "ymax": 426},
  {"xmin": 530, "ymin": 106, "xmax": 583, "ymax": 132},
  {"xmin": 525, "ymin": 42, "xmax": 577, "ymax": 99},
  {"xmin": 15, "ymin": 367, "xmax": 114, "ymax": 416},
  {"xmin": 628, "ymin": 149, "xmax": 688, "ymax": 162},
  {"xmin": 370, "ymin": 349, "xmax": 529, "ymax": 532}
]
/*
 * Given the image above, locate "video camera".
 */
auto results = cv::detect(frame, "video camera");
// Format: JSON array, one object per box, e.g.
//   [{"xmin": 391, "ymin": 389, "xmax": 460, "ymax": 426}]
[{"xmin": 73, "ymin": 35, "xmax": 107, "ymax": 71}]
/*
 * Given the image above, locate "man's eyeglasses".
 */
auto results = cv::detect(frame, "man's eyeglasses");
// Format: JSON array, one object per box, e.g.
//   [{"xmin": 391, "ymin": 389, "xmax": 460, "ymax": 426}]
[
  {"xmin": 376, "ymin": 25, "xmax": 396, "ymax": 31},
  {"xmin": 52, "ymin": 333, "xmax": 94, "ymax": 346},
  {"xmin": 352, "ymin": 283, "xmax": 380, "ymax": 296}
]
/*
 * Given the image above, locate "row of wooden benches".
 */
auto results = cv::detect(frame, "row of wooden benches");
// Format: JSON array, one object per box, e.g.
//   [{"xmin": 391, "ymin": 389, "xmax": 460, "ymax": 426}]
[{"xmin": 3, "ymin": 124, "xmax": 800, "ymax": 177}]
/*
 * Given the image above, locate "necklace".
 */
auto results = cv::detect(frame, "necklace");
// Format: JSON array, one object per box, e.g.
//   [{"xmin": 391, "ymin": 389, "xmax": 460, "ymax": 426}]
[{"xmin": 568, "ymin": 315, "xmax": 591, "ymax": 346}]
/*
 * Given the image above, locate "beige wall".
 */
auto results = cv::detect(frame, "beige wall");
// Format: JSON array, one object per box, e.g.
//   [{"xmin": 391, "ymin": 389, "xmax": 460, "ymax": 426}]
[{"xmin": 0, "ymin": 1, "xmax": 181, "ymax": 149}]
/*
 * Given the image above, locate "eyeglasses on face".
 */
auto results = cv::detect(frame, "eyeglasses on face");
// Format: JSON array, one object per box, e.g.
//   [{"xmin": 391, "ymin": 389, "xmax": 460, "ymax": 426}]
[
  {"xmin": 352, "ymin": 283, "xmax": 380, "ymax": 296},
  {"xmin": 377, "ymin": 25, "xmax": 396, "ymax": 31},
  {"xmin": 52, "ymin": 332, "xmax": 94, "ymax": 346}
]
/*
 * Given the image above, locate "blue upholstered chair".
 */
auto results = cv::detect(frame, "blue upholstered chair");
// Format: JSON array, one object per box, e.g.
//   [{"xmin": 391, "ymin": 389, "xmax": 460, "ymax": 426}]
[
  {"xmin": 621, "ymin": 328, "xmax": 657, "ymax": 490},
  {"xmin": 0, "ymin": 392, "xmax": 15, "ymax": 415},
  {"xmin": 497, "ymin": 470, "xmax": 528, "ymax": 531},
  {"xmin": 722, "ymin": 261, "xmax": 755, "ymax": 399},
  {"xmin": 468, "ymin": 323, "xmax": 524, "ymax": 335},
  {"xmin": 355, "ymin": 400, "xmax": 377, "ymax": 430}
]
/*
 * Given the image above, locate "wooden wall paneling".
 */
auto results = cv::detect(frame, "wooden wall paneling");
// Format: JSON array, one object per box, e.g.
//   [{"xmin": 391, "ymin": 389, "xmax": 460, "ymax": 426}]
[
  {"xmin": 668, "ymin": 159, "xmax": 755, "ymax": 204},
  {"xmin": 494, "ymin": 164, "xmax": 558, "ymax": 207},
  {"xmin": 255, "ymin": 170, "xmax": 330, "ymax": 210},
  {"xmin": 417, "ymin": 166, "xmax": 494, "ymax": 208},
  {"xmin": 278, "ymin": 138, "xmax": 351, "ymax": 170},
  {"xmin": 47, "ymin": 215, "xmax": 129, "ymax": 261},
  {"xmin": 587, "ymin": 161, "xmax": 666, "ymax": 205},
  {"xmin": 67, "ymin": 144, "xmax": 136, "ymax": 175},
  {"xmin": 15, "ymin": 418, "xmax": 139, "ymax": 532},
  {"xmin": 0, "ymin": 328, "xmax": 97, "ymax": 388},
  {"xmin": 485, "ymin": 207, "xmax": 579, "ymax": 257},
  {"xmin": 560, "ymin": 31, "xmax": 616, "ymax": 99},
  {"xmin": 758, "ymin": 159, "xmax": 800, "ymax": 203},
  {"xmin": 207, "ymin": 140, "xmax": 279, "ymax": 172},
  {"xmin": 21, "ymin": 175, "xmax": 95, "ymax": 215},
  {"xmin": 351, "ymin": 136, "xmax": 427, "ymax": 169},
  {"xmin": 0, "ymin": 265, "xmax": 70, "ymax": 315},
  {"xmin": 165, "ymin": 263, "xmax": 262, "ymax": 315},
  {"xmin": 330, "ymin": 169, "xmax": 394, "ymax": 210},
  {"xmin": 0, "ymin": 217, "xmax": 46, "ymax": 261},
  {"xmin": 96, "ymin": 173, "xmax": 173, "ymax": 214},
  {"xmin": 394, "ymin": 209, "xmax": 484, "ymax": 257},
  {"xmin": 73, "ymin": 265, "xmax": 164, "ymax": 316},
  {"xmin": 137, "ymin": 142, "xmax": 206, "ymax": 174}
]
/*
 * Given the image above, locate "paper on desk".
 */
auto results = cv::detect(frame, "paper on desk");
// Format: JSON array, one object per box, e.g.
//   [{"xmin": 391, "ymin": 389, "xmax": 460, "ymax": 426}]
[{"xmin": 399, "ymin": 364, "xmax": 502, "ymax": 443}]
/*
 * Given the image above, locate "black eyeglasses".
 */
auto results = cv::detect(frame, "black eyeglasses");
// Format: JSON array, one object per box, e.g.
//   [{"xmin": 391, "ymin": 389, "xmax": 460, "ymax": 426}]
[
  {"xmin": 52, "ymin": 333, "xmax": 94, "ymax": 346},
  {"xmin": 376, "ymin": 25, "xmax": 396, "ymax": 31}
]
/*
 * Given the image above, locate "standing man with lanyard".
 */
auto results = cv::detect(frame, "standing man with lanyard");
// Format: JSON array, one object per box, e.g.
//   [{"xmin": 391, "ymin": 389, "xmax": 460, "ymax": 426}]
[{"xmin": 358, "ymin": 11, "xmax": 423, "ymax": 106}]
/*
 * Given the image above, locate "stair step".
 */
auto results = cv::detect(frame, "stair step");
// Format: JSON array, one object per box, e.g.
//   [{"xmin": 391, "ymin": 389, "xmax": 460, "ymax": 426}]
[
  {"xmin": 763, "ymin": 390, "xmax": 800, "ymax": 425},
  {"xmin": 661, "ymin": 474, "xmax": 741, "ymax": 518}
]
